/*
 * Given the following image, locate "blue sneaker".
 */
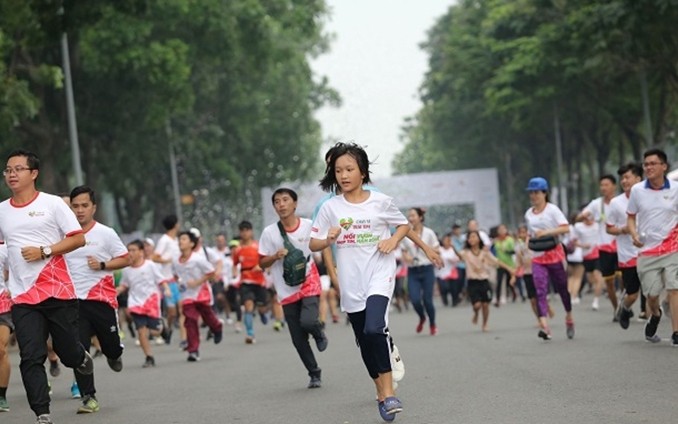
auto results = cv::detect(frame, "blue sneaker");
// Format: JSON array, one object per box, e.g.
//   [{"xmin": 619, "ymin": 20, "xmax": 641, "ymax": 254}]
[
  {"xmin": 378, "ymin": 401, "xmax": 395, "ymax": 422},
  {"xmin": 383, "ymin": 396, "xmax": 403, "ymax": 415},
  {"xmin": 71, "ymin": 381, "xmax": 81, "ymax": 399}
]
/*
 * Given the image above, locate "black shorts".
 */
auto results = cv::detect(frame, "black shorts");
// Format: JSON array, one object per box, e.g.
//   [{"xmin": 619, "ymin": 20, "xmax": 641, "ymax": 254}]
[
  {"xmin": 131, "ymin": 313, "xmax": 161, "ymax": 330},
  {"xmin": 239, "ymin": 283, "xmax": 269, "ymax": 306},
  {"xmin": 467, "ymin": 279, "xmax": 492, "ymax": 304},
  {"xmin": 0, "ymin": 312, "xmax": 14, "ymax": 333},
  {"xmin": 117, "ymin": 292, "xmax": 128, "ymax": 309},
  {"xmin": 599, "ymin": 251, "xmax": 618, "ymax": 278},
  {"xmin": 523, "ymin": 274, "xmax": 536, "ymax": 299},
  {"xmin": 211, "ymin": 280, "xmax": 225, "ymax": 297},
  {"xmin": 584, "ymin": 258, "xmax": 600, "ymax": 273},
  {"xmin": 621, "ymin": 267, "xmax": 641, "ymax": 295}
]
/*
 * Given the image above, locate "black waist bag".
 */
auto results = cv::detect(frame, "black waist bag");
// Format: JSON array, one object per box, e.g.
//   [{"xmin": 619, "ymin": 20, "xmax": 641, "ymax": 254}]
[
  {"xmin": 277, "ymin": 222, "xmax": 308, "ymax": 287},
  {"xmin": 528, "ymin": 235, "xmax": 559, "ymax": 252}
]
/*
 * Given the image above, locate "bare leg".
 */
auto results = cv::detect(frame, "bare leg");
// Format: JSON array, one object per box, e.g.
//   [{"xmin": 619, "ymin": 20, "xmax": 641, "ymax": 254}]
[{"xmin": 481, "ymin": 302, "xmax": 490, "ymax": 332}]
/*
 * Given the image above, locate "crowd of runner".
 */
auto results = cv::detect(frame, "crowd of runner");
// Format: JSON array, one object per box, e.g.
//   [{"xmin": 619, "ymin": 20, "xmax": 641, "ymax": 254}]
[{"xmin": 0, "ymin": 145, "xmax": 676, "ymax": 423}]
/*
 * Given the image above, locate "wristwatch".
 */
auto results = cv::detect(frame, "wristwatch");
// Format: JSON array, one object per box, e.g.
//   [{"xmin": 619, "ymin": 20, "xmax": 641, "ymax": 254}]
[{"xmin": 41, "ymin": 246, "xmax": 52, "ymax": 259}]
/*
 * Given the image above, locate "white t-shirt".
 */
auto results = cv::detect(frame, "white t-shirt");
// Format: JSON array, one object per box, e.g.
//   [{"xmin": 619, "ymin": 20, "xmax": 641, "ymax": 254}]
[
  {"xmin": 215, "ymin": 247, "xmax": 235, "ymax": 286},
  {"xmin": 401, "ymin": 227, "xmax": 440, "ymax": 267},
  {"xmin": 154, "ymin": 233, "xmax": 180, "ymax": 280},
  {"xmin": 259, "ymin": 218, "xmax": 321, "ymax": 305},
  {"xmin": 120, "ymin": 260, "xmax": 166, "ymax": 318},
  {"xmin": 311, "ymin": 191, "xmax": 408, "ymax": 313},
  {"xmin": 583, "ymin": 197, "xmax": 617, "ymax": 252},
  {"xmin": 627, "ymin": 179, "xmax": 678, "ymax": 257},
  {"xmin": 0, "ymin": 244, "xmax": 11, "ymax": 314},
  {"xmin": 66, "ymin": 221, "xmax": 128, "ymax": 308},
  {"xmin": 0, "ymin": 192, "xmax": 82, "ymax": 305},
  {"xmin": 524, "ymin": 202, "xmax": 568, "ymax": 264},
  {"xmin": 573, "ymin": 221, "xmax": 600, "ymax": 260},
  {"xmin": 563, "ymin": 226, "xmax": 583, "ymax": 263},
  {"xmin": 173, "ymin": 253, "xmax": 215, "ymax": 305},
  {"xmin": 606, "ymin": 193, "xmax": 637, "ymax": 267},
  {"xmin": 436, "ymin": 246, "xmax": 459, "ymax": 280}
]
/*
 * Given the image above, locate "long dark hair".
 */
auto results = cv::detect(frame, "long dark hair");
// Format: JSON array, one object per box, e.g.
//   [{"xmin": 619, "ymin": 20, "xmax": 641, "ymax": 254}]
[{"xmin": 319, "ymin": 142, "xmax": 372, "ymax": 192}]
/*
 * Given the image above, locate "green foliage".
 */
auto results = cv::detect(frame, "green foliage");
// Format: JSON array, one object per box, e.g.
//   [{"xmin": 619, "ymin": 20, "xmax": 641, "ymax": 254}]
[
  {"xmin": 395, "ymin": 0, "xmax": 678, "ymax": 224},
  {"xmin": 0, "ymin": 0, "xmax": 336, "ymax": 232}
]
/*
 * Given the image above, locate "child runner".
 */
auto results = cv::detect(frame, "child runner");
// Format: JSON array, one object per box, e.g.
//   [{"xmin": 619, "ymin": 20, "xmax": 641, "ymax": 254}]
[
  {"xmin": 310, "ymin": 142, "xmax": 439, "ymax": 422},
  {"xmin": 174, "ymin": 231, "xmax": 224, "ymax": 361},
  {"xmin": 117, "ymin": 240, "xmax": 169, "ymax": 367}
]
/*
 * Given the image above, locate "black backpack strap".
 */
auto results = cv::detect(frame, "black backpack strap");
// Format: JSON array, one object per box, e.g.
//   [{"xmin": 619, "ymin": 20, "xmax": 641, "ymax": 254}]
[{"xmin": 277, "ymin": 221, "xmax": 290, "ymax": 244}]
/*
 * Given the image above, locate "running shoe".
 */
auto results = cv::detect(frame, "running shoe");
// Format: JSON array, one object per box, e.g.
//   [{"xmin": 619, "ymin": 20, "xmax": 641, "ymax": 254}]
[
  {"xmin": 92, "ymin": 349, "xmax": 103, "ymax": 358},
  {"xmin": 637, "ymin": 311, "xmax": 648, "ymax": 322},
  {"xmin": 142, "ymin": 356, "xmax": 156, "ymax": 368},
  {"xmin": 213, "ymin": 329, "xmax": 223, "ymax": 345},
  {"xmin": 566, "ymin": 320, "xmax": 575, "ymax": 339},
  {"xmin": 0, "ymin": 396, "xmax": 9, "ymax": 412},
  {"xmin": 273, "ymin": 320, "xmax": 284, "ymax": 332},
  {"xmin": 179, "ymin": 340, "xmax": 188, "ymax": 351},
  {"xmin": 415, "ymin": 318, "xmax": 425, "ymax": 334},
  {"xmin": 49, "ymin": 360, "xmax": 61, "ymax": 378},
  {"xmin": 591, "ymin": 297, "xmax": 599, "ymax": 311},
  {"xmin": 672, "ymin": 332, "xmax": 678, "ymax": 347},
  {"xmin": 260, "ymin": 312, "xmax": 269, "ymax": 325},
  {"xmin": 307, "ymin": 375, "xmax": 322, "ymax": 389},
  {"xmin": 161, "ymin": 326, "xmax": 173, "ymax": 345},
  {"xmin": 76, "ymin": 351, "xmax": 94, "ymax": 375},
  {"xmin": 378, "ymin": 401, "xmax": 395, "ymax": 422},
  {"xmin": 618, "ymin": 306, "xmax": 634, "ymax": 330},
  {"xmin": 430, "ymin": 325, "xmax": 438, "ymax": 336},
  {"xmin": 315, "ymin": 332, "xmax": 329, "ymax": 352},
  {"xmin": 154, "ymin": 336, "xmax": 165, "ymax": 346},
  {"xmin": 36, "ymin": 414, "xmax": 53, "ymax": 424},
  {"xmin": 187, "ymin": 351, "xmax": 200, "ymax": 362},
  {"xmin": 538, "ymin": 329, "xmax": 552, "ymax": 341},
  {"xmin": 71, "ymin": 381, "xmax": 81, "ymax": 399},
  {"xmin": 644, "ymin": 309, "xmax": 662, "ymax": 342},
  {"xmin": 107, "ymin": 355, "xmax": 123, "ymax": 372},
  {"xmin": 383, "ymin": 396, "xmax": 403, "ymax": 415},
  {"xmin": 391, "ymin": 345, "xmax": 405, "ymax": 382},
  {"xmin": 245, "ymin": 336, "xmax": 256, "ymax": 344},
  {"xmin": 77, "ymin": 395, "xmax": 99, "ymax": 414}
]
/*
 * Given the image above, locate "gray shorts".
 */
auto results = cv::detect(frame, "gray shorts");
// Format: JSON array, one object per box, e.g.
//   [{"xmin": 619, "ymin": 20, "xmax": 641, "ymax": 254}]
[
  {"xmin": 637, "ymin": 252, "xmax": 678, "ymax": 297},
  {"xmin": 0, "ymin": 312, "xmax": 14, "ymax": 333}
]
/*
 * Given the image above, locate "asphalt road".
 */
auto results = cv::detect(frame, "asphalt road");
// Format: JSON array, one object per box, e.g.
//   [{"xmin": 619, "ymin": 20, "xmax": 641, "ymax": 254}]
[{"xmin": 2, "ymin": 294, "xmax": 675, "ymax": 424}]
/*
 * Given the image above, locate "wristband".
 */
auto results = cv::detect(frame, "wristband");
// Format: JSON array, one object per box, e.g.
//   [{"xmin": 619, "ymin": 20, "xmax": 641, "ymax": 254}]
[{"xmin": 100, "ymin": 262, "xmax": 106, "ymax": 271}]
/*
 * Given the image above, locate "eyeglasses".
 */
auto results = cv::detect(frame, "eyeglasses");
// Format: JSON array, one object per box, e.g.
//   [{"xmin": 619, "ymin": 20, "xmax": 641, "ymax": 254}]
[
  {"xmin": 3, "ymin": 166, "xmax": 34, "ymax": 176},
  {"xmin": 642, "ymin": 161, "xmax": 664, "ymax": 168}
]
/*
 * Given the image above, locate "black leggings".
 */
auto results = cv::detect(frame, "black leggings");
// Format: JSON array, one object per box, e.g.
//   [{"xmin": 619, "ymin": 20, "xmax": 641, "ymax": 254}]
[{"xmin": 347, "ymin": 295, "xmax": 391, "ymax": 379}]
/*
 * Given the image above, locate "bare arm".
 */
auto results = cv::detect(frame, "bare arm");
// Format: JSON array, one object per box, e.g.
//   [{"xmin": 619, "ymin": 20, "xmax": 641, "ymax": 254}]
[
  {"xmin": 21, "ymin": 233, "xmax": 86, "ymax": 262},
  {"xmin": 535, "ymin": 225, "xmax": 570, "ymax": 238},
  {"xmin": 627, "ymin": 214, "xmax": 643, "ymax": 247},
  {"xmin": 322, "ymin": 247, "xmax": 339, "ymax": 291},
  {"xmin": 259, "ymin": 249, "xmax": 287, "ymax": 269},
  {"xmin": 403, "ymin": 227, "xmax": 443, "ymax": 268},
  {"xmin": 88, "ymin": 254, "xmax": 131, "ymax": 271}
]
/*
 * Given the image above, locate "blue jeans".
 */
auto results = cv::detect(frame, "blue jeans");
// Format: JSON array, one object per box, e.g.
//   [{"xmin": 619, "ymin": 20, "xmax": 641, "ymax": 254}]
[{"xmin": 408, "ymin": 265, "xmax": 436, "ymax": 326}]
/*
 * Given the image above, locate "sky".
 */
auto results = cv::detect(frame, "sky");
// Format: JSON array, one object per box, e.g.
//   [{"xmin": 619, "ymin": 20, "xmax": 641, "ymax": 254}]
[{"xmin": 311, "ymin": 0, "xmax": 454, "ymax": 177}]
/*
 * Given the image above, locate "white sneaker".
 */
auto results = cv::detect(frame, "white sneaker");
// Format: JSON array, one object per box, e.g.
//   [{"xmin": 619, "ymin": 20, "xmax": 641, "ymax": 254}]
[
  {"xmin": 154, "ymin": 336, "xmax": 165, "ymax": 346},
  {"xmin": 592, "ymin": 297, "xmax": 600, "ymax": 311},
  {"xmin": 226, "ymin": 318, "xmax": 234, "ymax": 326},
  {"xmin": 391, "ymin": 345, "xmax": 405, "ymax": 382},
  {"xmin": 571, "ymin": 296, "xmax": 580, "ymax": 305}
]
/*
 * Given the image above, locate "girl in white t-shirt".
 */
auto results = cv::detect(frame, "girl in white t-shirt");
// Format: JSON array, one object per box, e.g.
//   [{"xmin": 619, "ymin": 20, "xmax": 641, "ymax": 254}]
[{"xmin": 310, "ymin": 143, "xmax": 438, "ymax": 422}]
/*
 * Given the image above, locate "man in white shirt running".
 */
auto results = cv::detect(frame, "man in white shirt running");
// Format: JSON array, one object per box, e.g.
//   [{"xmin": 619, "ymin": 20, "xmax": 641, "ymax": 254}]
[
  {"xmin": 627, "ymin": 148, "xmax": 678, "ymax": 345},
  {"xmin": 66, "ymin": 186, "xmax": 131, "ymax": 413},
  {"xmin": 259, "ymin": 188, "xmax": 328, "ymax": 388},
  {"xmin": 153, "ymin": 215, "xmax": 182, "ymax": 345},
  {"xmin": 0, "ymin": 150, "xmax": 94, "ymax": 424}
]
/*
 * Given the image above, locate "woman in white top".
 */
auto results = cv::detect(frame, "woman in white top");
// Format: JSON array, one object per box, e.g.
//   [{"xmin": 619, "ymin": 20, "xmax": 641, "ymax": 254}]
[
  {"xmin": 401, "ymin": 208, "xmax": 441, "ymax": 335},
  {"xmin": 524, "ymin": 177, "xmax": 574, "ymax": 341},
  {"xmin": 310, "ymin": 143, "xmax": 439, "ymax": 422}
]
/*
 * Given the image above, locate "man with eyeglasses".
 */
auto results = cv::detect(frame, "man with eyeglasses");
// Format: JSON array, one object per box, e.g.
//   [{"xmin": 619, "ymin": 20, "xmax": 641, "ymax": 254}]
[
  {"xmin": 0, "ymin": 150, "xmax": 94, "ymax": 424},
  {"xmin": 627, "ymin": 148, "xmax": 678, "ymax": 346}
]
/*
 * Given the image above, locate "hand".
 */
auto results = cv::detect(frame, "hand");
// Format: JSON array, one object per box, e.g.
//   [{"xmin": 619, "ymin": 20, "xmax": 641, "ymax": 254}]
[
  {"xmin": 509, "ymin": 274, "xmax": 517, "ymax": 287},
  {"xmin": 87, "ymin": 255, "xmax": 101, "ymax": 271},
  {"xmin": 534, "ymin": 230, "xmax": 547, "ymax": 238},
  {"xmin": 21, "ymin": 246, "xmax": 43, "ymax": 262},
  {"xmin": 425, "ymin": 248, "xmax": 443, "ymax": 268},
  {"xmin": 275, "ymin": 248, "xmax": 288, "ymax": 260},
  {"xmin": 327, "ymin": 227, "xmax": 342, "ymax": 245},
  {"xmin": 377, "ymin": 237, "xmax": 398, "ymax": 254},
  {"xmin": 631, "ymin": 233, "xmax": 644, "ymax": 248}
]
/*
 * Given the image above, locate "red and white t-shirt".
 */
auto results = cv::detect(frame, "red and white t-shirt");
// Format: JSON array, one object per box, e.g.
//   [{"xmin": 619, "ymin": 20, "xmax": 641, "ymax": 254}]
[
  {"xmin": 258, "ymin": 218, "xmax": 321, "ymax": 305},
  {"xmin": 0, "ymin": 192, "xmax": 82, "ymax": 305},
  {"xmin": 524, "ymin": 203, "xmax": 568, "ymax": 265},
  {"xmin": 233, "ymin": 242, "xmax": 266, "ymax": 286},
  {"xmin": 154, "ymin": 233, "xmax": 180, "ymax": 281},
  {"xmin": 583, "ymin": 197, "xmax": 617, "ymax": 253},
  {"xmin": 627, "ymin": 179, "xmax": 678, "ymax": 257},
  {"xmin": 436, "ymin": 246, "xmax": 459, "ymax": 280},
  {"xmin": 120, "ymin": 260, "xmax": 166, "ymax": 318},
  {"xmin": 573, "ymin": 221, "xmax": 600, "ymax": 260},
  {"xmin": 0, "ymin": 243, "xmax": 12, "ymax": 314},
  {"xmin": 606, "ymin": 193, "xmax": 638, "ymax": 268},
  {"xmin": 173, "ymin": 253, "xmax": 215, "ymax": 305},
  {"xmin": 66, "ymin": 222, "xmax": 128, "ymax": 309}
]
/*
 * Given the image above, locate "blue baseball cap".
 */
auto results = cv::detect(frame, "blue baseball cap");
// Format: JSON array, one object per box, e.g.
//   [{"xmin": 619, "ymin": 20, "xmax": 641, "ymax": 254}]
[{"xmin": 526, "ymin": 177, "xmax": 549, "ymax": 191}]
